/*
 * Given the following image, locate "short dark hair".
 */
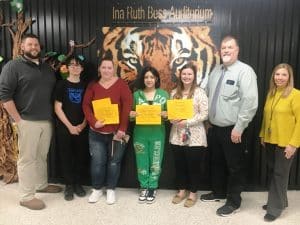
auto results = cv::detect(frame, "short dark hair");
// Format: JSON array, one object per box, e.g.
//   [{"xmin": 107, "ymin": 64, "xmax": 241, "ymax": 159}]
[
  {"xmin": 66, "ymin": 55, "xmax": 84, "ymax": 67},
  {"xmin": 221, "ymin": 35, "xmax": 239, "ymax": 47},
  {"xmin": 134, "ymin": 66, "xmax": 161, "ymax": 90},
  {"xmin": 21, "ymin": 33, "xmax": 40, "ymax": 43}
]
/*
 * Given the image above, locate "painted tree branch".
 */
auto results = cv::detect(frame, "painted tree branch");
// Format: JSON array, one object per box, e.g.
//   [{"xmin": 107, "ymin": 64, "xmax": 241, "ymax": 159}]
[
  {"xmin": 0, "ymin": 104, "xmax": 18, "ymax": 183},
  {"xmin": 52, "ymin": 37, "xmax": 96, "ymax": 71},
  {"xmin": 1, "ymin": 12, "xmax": 35, "ymax": 59}
]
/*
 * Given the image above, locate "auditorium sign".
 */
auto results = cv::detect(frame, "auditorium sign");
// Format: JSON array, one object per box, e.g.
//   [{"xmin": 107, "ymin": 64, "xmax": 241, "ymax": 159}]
[{"xmin": 110, "ymin": 4, "xmax": 214, "ymax": 24}]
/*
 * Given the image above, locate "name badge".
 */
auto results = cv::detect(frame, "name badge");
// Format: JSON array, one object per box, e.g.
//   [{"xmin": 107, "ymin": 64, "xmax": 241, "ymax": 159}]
[{"xmin": 226, "ymin": 80, "xmax": 235, "ymax": 85}]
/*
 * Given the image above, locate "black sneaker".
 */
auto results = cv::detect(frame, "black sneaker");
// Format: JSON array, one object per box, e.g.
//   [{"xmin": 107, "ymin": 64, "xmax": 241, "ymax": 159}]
[
  {"xmin": 264, "ymin": 213, "xmax": 277, "ymax": 222},
  {"xmin": 74, "ymin": 184, "xmax": 86, "ymax": 197},
  {"xmin": 262, "ymin": 204, "xmax": 267, "ymax": 210},
  {"xmin": 216, "ymin": 204, "xmax": 240, "ymax": 217},
  {"xmin": 138, "ymin": 189, "xmax": 148, "ymax": 203},
  {"xmin": 146, "ymin": 189, "xmax": 157, "ymax": 204},
  {"xmin": 64, "ymin": 185, "xmax": 74, "ymax": 201},
  {"xmin": 200, "ymin": 192, "xmax": 226, "ymax": 202}
]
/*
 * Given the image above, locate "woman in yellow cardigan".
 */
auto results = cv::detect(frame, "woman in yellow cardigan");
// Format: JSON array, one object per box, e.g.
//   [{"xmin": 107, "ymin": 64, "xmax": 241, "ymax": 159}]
[{"xmin": 259, "ymin": 63, "xmax": 300, "ymax": 222}]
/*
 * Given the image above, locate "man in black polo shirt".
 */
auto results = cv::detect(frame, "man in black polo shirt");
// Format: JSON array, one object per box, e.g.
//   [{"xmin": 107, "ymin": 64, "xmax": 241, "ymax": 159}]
[{"xmin": 0, "ymin": 34, "xmax": 62, "ymax": 210}]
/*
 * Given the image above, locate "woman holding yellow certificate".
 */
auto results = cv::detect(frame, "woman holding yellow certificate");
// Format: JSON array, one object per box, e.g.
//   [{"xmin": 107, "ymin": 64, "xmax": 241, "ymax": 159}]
[
  {"xmin": 82, "ymin": 57, "xmax": 132, "ymax": 205},
  {"xmin": 129, "ymin": 66, "xmax": 169, "ymax": 204},
  {"xmin": 169, "ymin": 63, "xmax": 208, "ymax": 208}
]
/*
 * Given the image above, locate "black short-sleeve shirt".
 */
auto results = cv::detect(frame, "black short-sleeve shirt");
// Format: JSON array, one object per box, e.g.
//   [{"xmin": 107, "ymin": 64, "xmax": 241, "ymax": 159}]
[{"xmin": 54, "ymin": 79, "xmax": 86, "ymax": 126}]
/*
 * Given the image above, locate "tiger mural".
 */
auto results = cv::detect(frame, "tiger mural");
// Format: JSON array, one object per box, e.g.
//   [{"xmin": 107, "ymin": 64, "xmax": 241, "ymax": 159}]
[{"xmin": 100, "ymin": 26, "xmax": 220, "ymax": 91}]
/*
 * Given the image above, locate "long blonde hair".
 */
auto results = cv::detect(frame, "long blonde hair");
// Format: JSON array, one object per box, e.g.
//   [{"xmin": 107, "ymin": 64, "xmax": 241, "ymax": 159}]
[
  {"xmin": 173, "ymin": 63, "xmax": 197, "ymax": 99},
  {"xmin": 268, "ymin": 63, "xmax": 294, "ymax": 98}
]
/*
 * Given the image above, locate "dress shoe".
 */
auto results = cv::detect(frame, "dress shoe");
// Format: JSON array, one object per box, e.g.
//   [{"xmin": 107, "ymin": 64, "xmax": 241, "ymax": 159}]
[
  {"xmin": 20, "ymin": 198, "xmax": 45, "ymax": 210},
  {"xmin": 264, "ymin": 213, "xmax": 277, "ymax": 222},
  {"xmin": 74, "ymin": 184, "xmax": 86, "ymax": 197},
  {"xmin": 200, "ymin": 192, "xmax": 226, "ymax": 202},
  {"xmin": 216, "ymin": 204, "xmax": 240, "ymax": 217},
  {"xmin": 64, "ymin": 185, "xmax": 74, "ymax": 201},
  {"xmin": 37, "ymin": 185, "xmax": 62, "ymax": 193}
]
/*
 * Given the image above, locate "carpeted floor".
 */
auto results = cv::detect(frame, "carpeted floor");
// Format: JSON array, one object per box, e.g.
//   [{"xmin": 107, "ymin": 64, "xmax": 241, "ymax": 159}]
[{"xmin": 0, "ymin": 181, "xmax": 299, "ymax": 225}]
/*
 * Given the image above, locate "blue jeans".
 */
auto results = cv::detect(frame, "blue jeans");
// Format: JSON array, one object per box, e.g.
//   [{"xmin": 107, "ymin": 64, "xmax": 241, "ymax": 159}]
[{"xmin": 89, "ymin": 129, "xmax": 126, "ymax": 189}]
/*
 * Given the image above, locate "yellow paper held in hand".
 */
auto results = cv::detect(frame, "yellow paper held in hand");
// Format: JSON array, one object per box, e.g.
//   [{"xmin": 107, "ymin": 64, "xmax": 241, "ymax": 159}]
[
  {"xmin": 167, "ymin": 99, "xmax": 193, "ymax": 120},
  {"xmin": 136, "ymin": 105, "xmax": 161, "ymax": 125},
  {"xmin": 92, "ymin": 98, "xmax": 111, "ymax": 106},
  {"xmin": 92, "ymin": 98, "xmax": 119, "ymax": 124}
]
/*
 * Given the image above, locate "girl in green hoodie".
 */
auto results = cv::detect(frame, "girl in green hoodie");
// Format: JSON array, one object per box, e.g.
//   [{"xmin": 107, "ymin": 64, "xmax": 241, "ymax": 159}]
[{"xmin": 130, "ymin": 66, "xmax": 169, "ymax": 204}]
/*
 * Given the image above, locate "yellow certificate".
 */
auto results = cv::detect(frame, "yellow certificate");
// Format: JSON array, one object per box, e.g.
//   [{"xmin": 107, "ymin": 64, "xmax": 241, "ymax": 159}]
[
  {"xmin": 167, "ymin": 99, "xmax": 193, "ymax": 120},
  {"xmin": 92, "ymin": 98, "xmax": 111, "ymax": 108},
  {"xmin": 92, "ymin": 98, "xmax": 119, "ymax": 124},
  {"xmin": 136, "ymin": 105, "xmax": 161, "ymax": 125}
]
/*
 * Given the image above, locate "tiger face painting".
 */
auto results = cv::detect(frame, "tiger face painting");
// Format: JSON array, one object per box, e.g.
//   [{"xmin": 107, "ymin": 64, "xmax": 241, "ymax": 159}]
[{"xmin": 100, "ymin": 26, "xmax": 220, "ymax": 91}]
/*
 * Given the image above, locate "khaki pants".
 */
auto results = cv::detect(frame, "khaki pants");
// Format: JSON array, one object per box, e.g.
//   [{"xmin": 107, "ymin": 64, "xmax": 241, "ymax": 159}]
[{"xmin": 17, "ymin": 120, "xmax": 53, "ymax": 201}]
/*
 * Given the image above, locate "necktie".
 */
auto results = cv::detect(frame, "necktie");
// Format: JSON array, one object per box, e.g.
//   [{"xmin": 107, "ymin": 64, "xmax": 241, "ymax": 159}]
[{"xmin": 210, "ymin": 67, "xmax": 226, "ymax": 118}]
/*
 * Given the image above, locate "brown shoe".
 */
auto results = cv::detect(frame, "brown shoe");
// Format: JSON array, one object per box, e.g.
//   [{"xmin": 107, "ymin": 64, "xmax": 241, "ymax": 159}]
[
  {"xmin": 37, "ymin": 185, "xmax": 62, "ymax": 193},
  {"xmin": 20, "ymin": 198, "xmax": 45, "ymax": 210},
  {"xmin": 172, "ymin": 193, "xmax": 187, "ymax": 204},
  {"xmin": 184, "ymin": 198, "xmax": 196, "ymax": 208}
]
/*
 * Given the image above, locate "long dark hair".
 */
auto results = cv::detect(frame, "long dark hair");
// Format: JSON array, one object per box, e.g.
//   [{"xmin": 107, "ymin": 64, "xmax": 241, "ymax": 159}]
[{"xmin": 134, "ymin": 66, "xmax": 161, "ymax": 90}]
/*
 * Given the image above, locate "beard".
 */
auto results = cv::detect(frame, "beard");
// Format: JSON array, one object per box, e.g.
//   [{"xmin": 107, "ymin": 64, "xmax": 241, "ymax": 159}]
[{"xmin": 23, "ymin": 50, "xmax": 41, "ymax": 59}]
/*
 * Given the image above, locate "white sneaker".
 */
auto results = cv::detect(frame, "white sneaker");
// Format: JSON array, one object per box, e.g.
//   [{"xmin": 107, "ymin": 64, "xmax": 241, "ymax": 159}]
[
  {"xmin": 88, "ymin": 189, "xmax": 103, "ymax": 203},
  {"xmin": 138, "ymin": 189, "xmax": 148, "ymax": 203},
  {"xmin": 146, "ymin": 189, "xmax": 157, "ymax": 204},
  {"xmin": 106, "ymin": 189, "xmax": 116, "ymax": 205}
]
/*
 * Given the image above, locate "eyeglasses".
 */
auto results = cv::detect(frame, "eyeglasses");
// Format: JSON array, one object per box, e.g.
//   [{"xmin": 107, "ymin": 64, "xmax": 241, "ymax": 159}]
[{"xmin": 68, "ymin": 63, "xmax": 81, "ymax": 67}]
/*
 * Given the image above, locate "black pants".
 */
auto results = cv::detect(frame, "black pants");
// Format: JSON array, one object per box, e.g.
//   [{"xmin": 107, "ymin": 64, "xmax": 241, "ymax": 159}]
[
  {"xmin": 210, "ymin": 125, "xmax": 247, "ymax": 208},
  {"xmin": 265, "ymin": 144, "xmax": 294, "ymax": 217},
  {"xmin": 171, "ymin": 144, "xmax": 206, "ymax": 193},
  {"xmin": 56, "ymin": 125, "xmax": 89, "ymax": 185}
]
